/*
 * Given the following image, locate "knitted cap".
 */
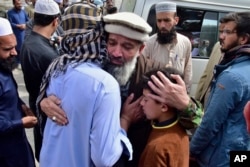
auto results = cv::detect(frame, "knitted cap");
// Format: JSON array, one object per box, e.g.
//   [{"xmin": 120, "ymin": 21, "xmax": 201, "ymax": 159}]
[
  {"xmin": 103, "ymin": 12, "xmax": 152, "ymax": 42},
  {"xmin": 0, "ymin": 18, "xmax": 13, "ymax": 36},
  {"xmin": 62, "ymin": 3, "xmax": 102, "ymax": 36},
  {"xmin": 35, "ymin": 0, "xmax": 60, "ymax": 15},
  {"xmin": 155, "ymin": 2, "xmax": 176, "ymax": 13}
]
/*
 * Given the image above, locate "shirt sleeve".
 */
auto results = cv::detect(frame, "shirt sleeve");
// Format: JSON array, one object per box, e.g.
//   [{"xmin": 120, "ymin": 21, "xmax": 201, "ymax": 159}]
[
  {"xmin": 179, "ymin": 97, "xmax": 203, "ymax": 129},
  {"xmin": 90, "ymin": 81, "xmax": 132, "ymax": 166}
]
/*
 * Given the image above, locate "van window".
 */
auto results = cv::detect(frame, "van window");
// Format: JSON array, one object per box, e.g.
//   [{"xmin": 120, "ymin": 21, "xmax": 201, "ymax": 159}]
[
  {"xmin": 119, "ymin": 0, "xmax": 136, "ymax": 12},
  {"xmin": 146, "ymin": 5, "xmax": 227, "ymax": 58}
]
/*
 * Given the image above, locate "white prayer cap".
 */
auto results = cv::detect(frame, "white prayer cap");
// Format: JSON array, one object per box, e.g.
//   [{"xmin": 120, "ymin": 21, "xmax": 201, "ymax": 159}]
[
  {"xmin": 155, "ymin": 2, "xmax": 176, "ymax": 13},
  {"xmin": 103, "ymin": 12, "xmax": 152, "ymax": 42},
  {"xmin": 0, "ymin": 18, "xmax": 13, "ymax": 36},
  {"xmin": 35, "ymin": 0, "xmax": 60, "ymax": 15}
]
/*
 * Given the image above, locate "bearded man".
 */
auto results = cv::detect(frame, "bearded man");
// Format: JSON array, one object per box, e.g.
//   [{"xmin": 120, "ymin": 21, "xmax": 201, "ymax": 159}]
[
  {"xmin": 142, "ymin": 1, "xmax": 192, "ymax": 92},
  {"xmin": 0, "ymin": 17, "xmax": 37, "ymax": 167}
]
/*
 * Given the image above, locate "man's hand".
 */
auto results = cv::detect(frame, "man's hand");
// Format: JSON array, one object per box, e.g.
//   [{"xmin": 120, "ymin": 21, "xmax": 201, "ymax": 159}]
[
  {"xmin": 40, "ymin": 95, "xmax": 68, "ymax": 125},
  {"xmin": 21, "ymin": 104, "xmax": 34, "ymax": 116},
  {"xmin": 147, "ymin": 72, "xmax": 190, "ymax": 111},
  {"xmin": 22, "ymin": 116, "xmax": 37, "ymax": 128},
  {"xmin": 120, "ymin": 93, "xmax": 144, "ymax": 131}
]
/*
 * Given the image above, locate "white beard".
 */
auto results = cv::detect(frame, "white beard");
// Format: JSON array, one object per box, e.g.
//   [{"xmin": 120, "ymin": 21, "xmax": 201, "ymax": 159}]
[{"xmin": 105, "ymin": 55, "xmax": 138, "ymax": 86}]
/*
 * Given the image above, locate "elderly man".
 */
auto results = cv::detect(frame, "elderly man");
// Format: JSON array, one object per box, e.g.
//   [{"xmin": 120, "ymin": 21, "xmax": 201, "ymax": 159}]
[
  {"xmin": 39, "ymin": 9, "xmax": 203, "ymax": 167},
  {"xmin": 0, "ymin": 17, "xmax": 37, "ymax": 167}
]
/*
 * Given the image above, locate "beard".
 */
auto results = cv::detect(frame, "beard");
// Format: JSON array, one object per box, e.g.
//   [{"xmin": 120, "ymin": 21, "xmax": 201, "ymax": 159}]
[
  {"xmin": 104, "ymin": 55, "xmax": 137, "ymax": 86},
  {"xmin": 220, "ymin": 40, "xmax": 239, "ymax": 53},
  {"xmin": 157, "ymin": 27, "xmax": 177, "ymax": 44},
  {"xmin": 0, "ymin": 56, "xmax": 18, "ymax": 72}
]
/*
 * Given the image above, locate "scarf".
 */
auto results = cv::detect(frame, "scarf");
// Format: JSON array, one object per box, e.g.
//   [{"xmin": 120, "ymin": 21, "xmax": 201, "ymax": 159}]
[
  {"xmin": 36, "ymin": 2, "xmax": 108, "ymax": 135},
  {"xmin": 220, "ymin": 44, "xmax": 250, "ymax": 65}
]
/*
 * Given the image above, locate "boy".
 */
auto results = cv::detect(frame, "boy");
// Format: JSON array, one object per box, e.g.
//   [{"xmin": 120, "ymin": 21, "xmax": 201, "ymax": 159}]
[{"xmin": 139, "ymin": 67, "xmax": 189, "ymax": 167}]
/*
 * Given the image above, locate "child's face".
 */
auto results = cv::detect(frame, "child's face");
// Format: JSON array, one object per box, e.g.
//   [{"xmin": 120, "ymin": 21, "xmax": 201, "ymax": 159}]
[{"xmin": 140, "ymin": 89, "xmax": 163, "ymax": 121}]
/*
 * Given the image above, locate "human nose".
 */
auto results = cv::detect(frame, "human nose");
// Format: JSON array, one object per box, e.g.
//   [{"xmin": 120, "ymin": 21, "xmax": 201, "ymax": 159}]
[
  {"xmin": 112, "ymin": 45, "xmax": 123, "ymax": 58},
  {"xmin": 10, "ymin": 48, "xmax": 17, "ymax": 56}
]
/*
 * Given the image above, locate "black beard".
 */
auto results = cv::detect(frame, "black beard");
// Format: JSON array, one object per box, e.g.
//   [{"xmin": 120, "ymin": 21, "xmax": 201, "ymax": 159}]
[
  {"xmin": 157, "ymin": 28, "xmax": 177, "ymax": 44},
  {"xmin": 0, "ymin": 57, "xmax": 18, "ymax": 72}
]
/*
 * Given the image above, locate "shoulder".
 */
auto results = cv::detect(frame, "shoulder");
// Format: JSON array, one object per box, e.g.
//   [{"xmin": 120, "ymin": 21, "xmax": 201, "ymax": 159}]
[
  {"xmin": 74, "ymin": 63, "xmax": 118, "ymax": 87},
  {"xmin": 177, "ymin": 33, "xmax": 191, "ymax": 42},
  {"xmin": 146, "ymin": 34, "xmax": 157, "ymax": 43}
]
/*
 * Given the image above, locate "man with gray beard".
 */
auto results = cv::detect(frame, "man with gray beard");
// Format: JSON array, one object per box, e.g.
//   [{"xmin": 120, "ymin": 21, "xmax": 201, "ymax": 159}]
[
  {"xmin": 142, "ymin": 1, "xmax": 192, "ymax": 93},
  {"xmin": 39, "ymin": 12, "xmax": 203, "ymax": 167}
]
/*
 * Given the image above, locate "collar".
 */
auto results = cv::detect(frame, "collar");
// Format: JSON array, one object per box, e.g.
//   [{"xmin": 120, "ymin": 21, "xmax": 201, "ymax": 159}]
[{"xmin": 152, "ymin": 115, "xmax": 178, "ymax": 129}]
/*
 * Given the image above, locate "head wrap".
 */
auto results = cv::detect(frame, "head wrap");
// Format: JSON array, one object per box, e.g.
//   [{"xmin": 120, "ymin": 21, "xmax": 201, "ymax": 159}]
[
  {"xmin": 35, "ymin": 0, "xmax": 60, "ymax": 15},
  {"xmin": 36, "ymin": 2, "xmax": 107, "ymax": 134},
  {"xmin": 155, "ymin": 2, "xmax": 176, "ymax": 13},
  {"xmin": 103, "ymin": 12, "xmax": 152, "ymax": 42},
  {"xmin": 0, "ymin": 18, "xmax": 13, "ymax": 36}
]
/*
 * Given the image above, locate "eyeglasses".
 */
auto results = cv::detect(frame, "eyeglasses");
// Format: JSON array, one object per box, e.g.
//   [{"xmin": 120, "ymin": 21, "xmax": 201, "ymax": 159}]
[{"xmin": 219, "ymin": 29, "xmax": 237, "ymax": 36}]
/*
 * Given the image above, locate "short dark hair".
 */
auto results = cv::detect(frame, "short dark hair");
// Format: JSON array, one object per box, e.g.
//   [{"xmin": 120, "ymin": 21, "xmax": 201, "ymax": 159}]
[
  {"xmin": 142, "ymin": 67, "xmax": 184, "ymax": 95},
  {"xmin": 220, "ymin": 12, "xmax": 250, "ymax": 43},
  {"xmin": 34, "ymin": 13, "xmax": 60, "ymax": 26}
]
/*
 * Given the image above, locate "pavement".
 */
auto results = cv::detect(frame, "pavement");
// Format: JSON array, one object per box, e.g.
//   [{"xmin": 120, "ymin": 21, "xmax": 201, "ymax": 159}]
[{"xmin": 13, "ymin": 67, "xmax": 39, "ymax": 167}]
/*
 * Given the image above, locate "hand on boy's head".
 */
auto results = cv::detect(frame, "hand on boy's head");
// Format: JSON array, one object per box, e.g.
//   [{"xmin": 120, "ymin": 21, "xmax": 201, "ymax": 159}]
[{"xmin": 147, "ymin": 72, "xmax": 190, "ymax": 111}]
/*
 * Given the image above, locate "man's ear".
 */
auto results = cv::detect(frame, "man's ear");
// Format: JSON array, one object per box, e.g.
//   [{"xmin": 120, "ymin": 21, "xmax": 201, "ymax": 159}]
[
  {"xmin": 52, "ymin": 17, "xmax": 59, "ymax": 27},
  {"xmin": 239, "ymin": 34, "xmax": 250, "ymax": 45},
  {"xmin": 139, "ymin": 44, "xmax": 145, "ymax": 54},
  {"xmin": 161, "ymin": 104, "xmax": 168, "ymax": 113},
  {"xmin": 174, "ymin": 16, "xmax": 179, "ymax": 25}
]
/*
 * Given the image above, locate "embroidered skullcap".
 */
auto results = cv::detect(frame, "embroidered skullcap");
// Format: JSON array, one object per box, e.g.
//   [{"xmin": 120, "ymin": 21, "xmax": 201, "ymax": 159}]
[
  {"xmin": 0, "ymin": 18, "xmax": 13, "ymax": 36},
  {"xmin": 62, "ymin": 2, "xmax": 102, "ymax": 36},
  {"xmin": 35, "ymin": 0, "xmax": 60, "ymax": 15},
  {"xmin": 103, "ymin": 12, "xmax": 152, "ymax": 42},
  {"xmin": 155, "ymin": 1, "xmax": 176, "ymax": 13}
]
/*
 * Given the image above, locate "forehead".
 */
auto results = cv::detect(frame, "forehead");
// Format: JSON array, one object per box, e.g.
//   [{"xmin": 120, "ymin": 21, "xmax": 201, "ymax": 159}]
[
  {"xmin": 223, "ymin": 21, "xmax": 237, "ymax": 30},
  {"xmin": 156, "ymin": 12, "xmax": 175, "ymax": 19},
  {"xmin": 0, "ymin": 34, "xmax": 17, "ymax": 48},
  {"xmin": 108, "ymin": 33, "xmax": 140, "ymax": 44}
]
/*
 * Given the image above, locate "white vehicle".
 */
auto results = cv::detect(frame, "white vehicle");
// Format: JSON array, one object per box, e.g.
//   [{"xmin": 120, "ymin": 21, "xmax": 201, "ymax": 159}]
[{"xmin": 119, "ymin": 0, "xmax": 250, "ymax": 96}]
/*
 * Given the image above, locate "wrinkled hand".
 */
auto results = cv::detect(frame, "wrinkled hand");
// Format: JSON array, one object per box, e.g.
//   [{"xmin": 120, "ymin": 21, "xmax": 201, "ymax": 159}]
[
  {"xmin": 147, "ymin": 72, "xmax": 190, "ymax": 111},
  {"xmin": 40, "ymin": 95, "xmax": 68, "ymax": 125},
  {"xmin": 21, "ymin": 104, "xmax": 34, "ymax": 116},
  {"xmin": 22, "ymin": 116, "xmax": 37, "ymax": 128}
]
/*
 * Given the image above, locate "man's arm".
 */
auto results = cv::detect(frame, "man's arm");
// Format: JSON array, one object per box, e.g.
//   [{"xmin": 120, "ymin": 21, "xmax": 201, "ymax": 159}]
[{"xmin": 147, "ymin": 72, "xmax": 203, "ymax": 129}]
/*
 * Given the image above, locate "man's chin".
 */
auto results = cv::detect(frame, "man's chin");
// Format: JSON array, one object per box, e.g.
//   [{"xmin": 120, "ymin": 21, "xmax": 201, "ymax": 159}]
[{"xmin": 0, "ymin": 57, "xmax": 18, "ymax": 71}]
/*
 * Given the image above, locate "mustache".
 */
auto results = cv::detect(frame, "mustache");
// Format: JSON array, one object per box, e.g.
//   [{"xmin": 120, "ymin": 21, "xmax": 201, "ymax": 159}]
[{"xmin": 108, "ymin": 54, "xmax": 125, "ymax": 64}]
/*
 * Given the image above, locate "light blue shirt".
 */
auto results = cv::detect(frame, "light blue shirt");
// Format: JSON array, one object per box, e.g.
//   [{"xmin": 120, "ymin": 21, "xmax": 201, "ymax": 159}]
[{"xmin": 40, "ymin": 62, "xmax": 132, "ymax": 167}]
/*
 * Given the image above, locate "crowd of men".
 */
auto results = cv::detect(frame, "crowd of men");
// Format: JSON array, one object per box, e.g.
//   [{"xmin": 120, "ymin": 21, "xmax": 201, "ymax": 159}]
[{"xmin": 1, "ymin": 0, "xmax": 250, "ymax": 167}]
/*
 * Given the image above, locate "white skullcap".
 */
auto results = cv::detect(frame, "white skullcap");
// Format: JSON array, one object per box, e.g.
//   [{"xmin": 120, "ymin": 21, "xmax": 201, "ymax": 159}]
[
  {"xmin": 54, "ymin": 0, "xmax": 63, "ymax": 3},
  {"xmin": 103, "ymin": 12, "xmax": 152, "ymax": 42},
  {"xmin": 155, "ymin": 2, "xmax": 176, "ymax": 13},
  {"xmin": 35, "ymin": 0, "xmax": 60, "ymax": 15},
  {"xmin": 0, "ymin": 18, "xmax": 13, "ymax": 36}
]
